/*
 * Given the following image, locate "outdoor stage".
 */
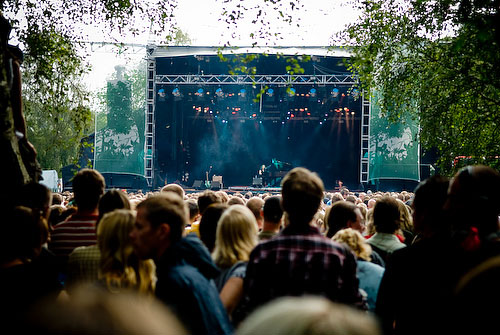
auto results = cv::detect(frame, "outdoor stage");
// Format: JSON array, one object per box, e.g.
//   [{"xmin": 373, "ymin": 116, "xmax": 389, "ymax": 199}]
[{"xmin": 148, "ymin": 46, "xmax": 365, "ymax": 191}]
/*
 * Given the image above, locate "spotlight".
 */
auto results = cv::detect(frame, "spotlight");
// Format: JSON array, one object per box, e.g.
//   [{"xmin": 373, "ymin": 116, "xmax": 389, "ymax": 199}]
[
  {"xmin": 158, "ymin": 88, "xmax": 166, "ymax": 98},
  {"xmin": 331, "ymin": 88, "xmax": 339, "ymax": 98},
  {"xmin": 267, "ymin": 88, "xmax": 274, "ymax": 97},
  {"xmin": 287, "ymin": 87, "xmax": 296, "ymax": 97},
  {"xmin": 239, "ymin": 89, "xmax": 246, "ymax": 98},
  {"xmin": 309, "ymin": 88, "xmax": 317, "ymax": 97},
  {"xmin": 351, "ymin": 88, "xmax": 360, "ymax": 99},
  {"xmin": 172, "ymin": 88, "xmax": 180, "ymax": 97},
  {"xmin": 195, "ymin": 88, "xmax": 204, "ymax": 96},
  {"xmin": 215, "ymin": 88, "xmax": 224, "ymax": 97}
]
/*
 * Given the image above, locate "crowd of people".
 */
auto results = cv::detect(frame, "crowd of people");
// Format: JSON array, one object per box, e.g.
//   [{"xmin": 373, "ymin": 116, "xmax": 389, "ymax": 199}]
[{"xmin": 1, "ymin": 165, "xmax": 499, "ymax": 335}]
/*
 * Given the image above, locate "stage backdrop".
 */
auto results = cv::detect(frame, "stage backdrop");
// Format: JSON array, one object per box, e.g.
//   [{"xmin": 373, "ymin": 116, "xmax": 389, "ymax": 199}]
[{"xmin": 368, "ymin": 91, "xmax": 420, "ymax": 182}]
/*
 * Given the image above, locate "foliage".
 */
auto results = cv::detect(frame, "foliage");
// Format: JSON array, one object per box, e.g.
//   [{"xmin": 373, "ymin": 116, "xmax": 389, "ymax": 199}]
[
  {"xmin": 22, "ymin": 29, "xmax": 93, "ymax": 171},
  {"xmin": 2, "ymin": 0, "xmax": 178, "ymax": 172},
  {"xmin": 338, "ymin": 0, "xmax": 500, "ymax": 174}
]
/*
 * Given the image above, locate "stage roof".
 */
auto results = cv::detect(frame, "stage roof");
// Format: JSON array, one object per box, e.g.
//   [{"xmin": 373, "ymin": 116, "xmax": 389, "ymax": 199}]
[{"xmin": 148, "ymin": 45, "xmax": 351, "ymax": 58}]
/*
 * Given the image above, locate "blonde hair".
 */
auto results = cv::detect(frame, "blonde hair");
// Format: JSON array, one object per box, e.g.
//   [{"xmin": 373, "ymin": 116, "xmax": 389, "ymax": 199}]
[
  {"xmin": 365, "ymin": 208, "xmax": 376, "ymax": 235},
  {"xmin": 236, "ymin": 296, "xmax": 381, "ymax": 335},
  {"xmin": 212, "ymin": 205, "xmax": 258, "ymax": 268},
  {"xmin": 332, "ymin": 228, "xmax": 372, "ymax": 261},
  {"xmin": 397, "ymin": 199, "xmax": 414, "ymax": 232},
  {"xmin": 97, "ymin": 209, "xmax": 156, "ymax": 294}
]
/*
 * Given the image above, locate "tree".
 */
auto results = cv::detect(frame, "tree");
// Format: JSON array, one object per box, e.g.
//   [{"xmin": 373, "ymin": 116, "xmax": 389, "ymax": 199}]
[
  {"xmin": 0, "ymin": 0, "xmax": 178, "ymax": 175},
  {"xmin": 338, "ymin": 0, "xmax": 500, "ymax": 174},
  {"xmin": 22, "ymin": 29, "xmax": 93, "ymax": 172}
]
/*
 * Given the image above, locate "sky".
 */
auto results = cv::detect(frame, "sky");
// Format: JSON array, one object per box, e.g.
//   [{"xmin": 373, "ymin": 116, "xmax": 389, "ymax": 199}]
[{"xmin": 84, "ymin": 0, "xmax": 361, "ymax": 91}]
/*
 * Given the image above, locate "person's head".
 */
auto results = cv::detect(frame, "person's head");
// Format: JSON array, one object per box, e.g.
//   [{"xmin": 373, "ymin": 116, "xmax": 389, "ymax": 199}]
[
  {"xmin": 396, "ymin": 199, "xmax": 413, "ymax": 233},
  {"xmin": 197, "ymin": 190, "xmax": 221, "ymax": 215},
  {"xmin": 215, "ymin": 191, "xmax": 229, "ymax": 203},
  {"xmin": 235, "ymin": 296, "xmax": 381, "ymax": 335},
  {"xmin": 445, "ymin": 165, "xmax": 500, "ymax": 240},
  {"xmin": 98, "ymin": 189, "xmax": 131, "ymax": 226},
  {"xmin": 131, "ymin": 193, "xmax": 188, "ymax": 260},
  {"xmin": 71, "ymin": 169, "xmax": 105, "ymax": 212},
  {"xmin": 367, "ymin": 198, "xmax": 376, "ymax": 209},
  {"xmin": 161, "ymin": 183, "xmax": 185, "ymax": 200},
  {"xmin": 18, "ymin": 182, "xmax": 52, "ymax": 220},
  {"xmin": 227, "ymin": 196, "xmax": 246, "ymax": 206},
  {"xmin": 51, "ymin": 193, "xmax": 63, "ymax": 205},
  {"xmin": 326, "ymin": 201, "xmax": 365, "ymax": 238},
  {"xmin": 212, "ymin": 205, "xmax": 259, "ymax": 268},
  {"xmin": 1, "ymin": 206, "xmax": 47, "ymax": 264},
  {"xmin": 24, "ymin": 285, "xmax": 186, "ymax": 335},
  {"xmin": 263, "ymin": 195, "xmax": 283, "ymax": 225},
  {"xmin": 372, "ymin": 196, "xmax": 401, "ymax": 234},
  {"xmin": 98, "ymin": 209, "xmax": 155, "ymax": 293},
  {"xmin": 411, "ymin": 175, "xmax": 450, "ymax": 237},
  {"xmin": 332, "ymin": 228, "xmax": 372, "ymax": 261},
  {"xmin": 281, "ymin": 167, "xmax": 324, "ymax": 226},
  {"xmin": 345, "ymin": 195, "xmax": 357, "ymax": 204},
  {"xmin": 186, "ymin": 199, "xmax": 200, "ymax": 223},
  {"xmin": 199, "ymin": 203, "xmax": 229, "ymax": 252},
  {"xmin": 330, "ymin": 192, "xmax": 344, "ymax": 204},
  {"xmin": 246, "ymin": 196, "xmax": 265, "ymax": 229}
]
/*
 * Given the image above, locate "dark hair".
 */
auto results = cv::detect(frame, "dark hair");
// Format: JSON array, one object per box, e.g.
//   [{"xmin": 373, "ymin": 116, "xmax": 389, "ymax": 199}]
[
  {"xmin": 186, "ymin": 200, "xmax": 199, "ymax": 221},
  {"xmin": 97, "ymin": 189, "xmax": 131, "ymax": 226},
  {"xmin": 448, "ymin": 165, "xmax": 500, "ymax": 238},
  {"xmin": 136, "ymin": 193, "xmax": 187, "ymax": 244},
  {"xmin": 1, "ymin": 207, "xmax": 46, "ymax": 263},
  {"xmin": 197, "ymin": 190, "xmax": 221, "ymax": 215},
  {"xmin": 199, "ymin": 203, "xmax": 228, "ymax": 252},
  {"xmin": 281, "ymin": 167, "xmax": 324, "ymax": 226},
  {"xmin": 72, "ymin": 169, "xmax": 105, "ymax": 211},
  {"xmin": 412, "ymin": 175, "xmax": 450, "ymax": 235},
  {"xmin": 17, "ymin": 182, "xmax": 52, "ymax": 218},
  {"xmin": 263, "ymin": 196, "xmax": 283, "ymax": 223},
  {"xmin": 373, "ymin": 196, "xmax": 401, "ymax": 234},
  {"xmin": 326, "ymin": 201, "xmax": 358, "ymax": 238}
]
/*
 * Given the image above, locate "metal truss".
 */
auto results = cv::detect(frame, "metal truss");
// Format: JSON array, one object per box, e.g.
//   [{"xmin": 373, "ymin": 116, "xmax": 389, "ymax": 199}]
[
  {"xmin": 154, "ymin": 74, "xmax": 357, "ymax": 85},
  {"xmin": 360, "ymin": 91, "xmax": 370, "ymax": 184}
]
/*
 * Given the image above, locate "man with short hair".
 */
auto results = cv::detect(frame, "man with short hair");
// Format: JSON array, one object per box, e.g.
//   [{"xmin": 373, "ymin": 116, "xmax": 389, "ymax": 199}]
[
  {"xmin": 130, "ymin": 193, "xmax": 232, "ymax": 335},
  {"xmin": 49, "ymin": 169, "xmax": 105, "ymax": 268},
  {"xmin": 258, "ymin": 195, "xmax": 283, "ymax": 241},
  {"xmin": 241, "ymin": 168, "xmax": 366, "ymax": 318},
  {"xmin": 161, "ymin": 183, "xmax": 185, "ymax": 200},
  {"xmin": 326, "ymin": 201, "xmax": 365, "ymax": 238}
]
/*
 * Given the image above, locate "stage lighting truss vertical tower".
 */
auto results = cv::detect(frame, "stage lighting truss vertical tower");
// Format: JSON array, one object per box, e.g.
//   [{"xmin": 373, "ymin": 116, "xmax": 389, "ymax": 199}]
[
  {"xmin": 360, "ymin": 91, "xmax": 370, "ymax": 184},
  {"xmin": 145, "ymin": 51, "xmax": 156, "ymax": 187}
]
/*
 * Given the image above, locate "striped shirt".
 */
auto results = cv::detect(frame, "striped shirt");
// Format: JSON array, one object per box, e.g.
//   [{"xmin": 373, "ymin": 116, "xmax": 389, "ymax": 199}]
[{"xmin": 49, "ymin": 213, "xmax": 98, "ymax": 262}]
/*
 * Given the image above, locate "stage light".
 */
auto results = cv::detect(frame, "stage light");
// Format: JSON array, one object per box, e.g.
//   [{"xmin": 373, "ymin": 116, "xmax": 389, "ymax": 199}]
[
  {"xmin": 309, "ymin": 88, "xmax": 317, "ymax": 97},
  {"xmin": 172, "ymin": 88, "xmax": 180, "ymax": 97},
  {"xmin": 195, "ymin": 88, "xmax": 204, "ymax": 96},
  {"xmin": 239, "ymin": 89, "xmax": 246, "ymax": 97},
  {"xmin": 287, "ymin": 87, "xmax": 296, "ymax": 97},
  {"xmin": 267, "ymin": 88, "xmax": 274, "ymax": 97},
  {"xmin": 344, "ymin": 107, "xmax": 349, "ymax": 112},
  {"xmin": 215, "ymin": 88, "xmax": 224, "ymax": 97},
  {"xmin": 331, "ymin": 88, "xmax": 339, "ymax": 97},
  {"xmin": 158, "ymin": 88, "xmax": 166, "ymax": 98},
  {"xmin": 351, "ymin": 88, "xmax": 360, "ymax": 98}
]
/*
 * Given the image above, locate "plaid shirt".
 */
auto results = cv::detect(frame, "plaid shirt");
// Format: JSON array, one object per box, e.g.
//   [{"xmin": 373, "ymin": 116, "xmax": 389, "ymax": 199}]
[
  {"xmin": 67, "ymin": 244, "xmax": 101, "ymax": 287},
  {"xmin": 242, "ymin": 224, "xmax": 366, "ymax": 314}
]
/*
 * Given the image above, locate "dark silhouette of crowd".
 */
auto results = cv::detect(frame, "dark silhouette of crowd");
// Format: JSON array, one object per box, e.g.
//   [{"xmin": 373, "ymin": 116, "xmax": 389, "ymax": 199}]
[{"xmin": 1, "ymin": 165, "xmax": 499, "ymax": 335}]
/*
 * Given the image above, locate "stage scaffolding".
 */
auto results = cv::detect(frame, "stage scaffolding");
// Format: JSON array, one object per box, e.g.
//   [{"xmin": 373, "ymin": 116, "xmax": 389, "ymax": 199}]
[{"xmin": 145, "ymin": 46, "xmax": 368, "ymax": 188}]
